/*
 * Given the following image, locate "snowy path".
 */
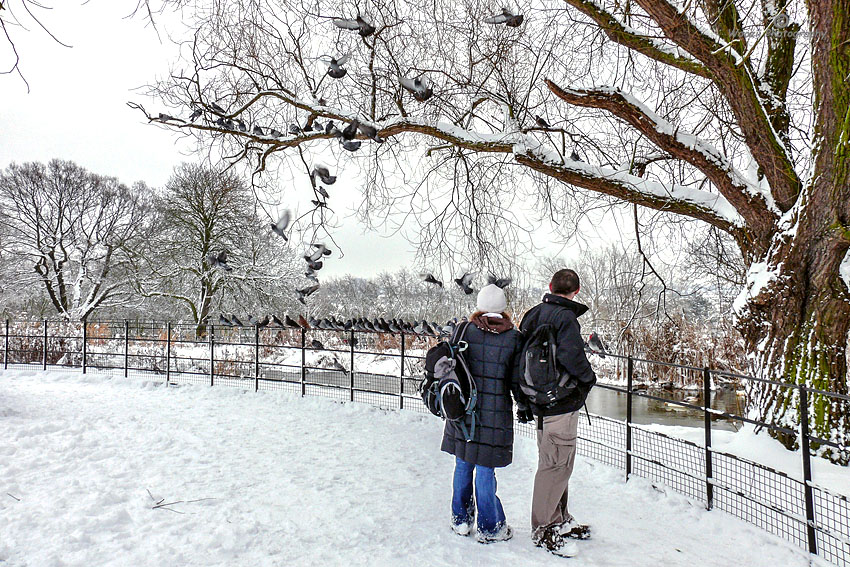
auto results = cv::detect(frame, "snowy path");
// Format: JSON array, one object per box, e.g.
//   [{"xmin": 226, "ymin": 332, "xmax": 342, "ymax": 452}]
[{"xmin": 0, "ymin": 369, "xmax": 812, "ymax": 567}]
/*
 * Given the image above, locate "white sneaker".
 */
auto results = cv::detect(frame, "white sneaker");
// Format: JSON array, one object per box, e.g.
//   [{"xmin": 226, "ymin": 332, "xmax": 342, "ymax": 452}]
[
  {"xmin": 451, "ymin": 521, "xmax": 470, "ymax": 536},
  {"xmin": 477, "ymin": 524, "xmax": 513, "ymax": 544}
]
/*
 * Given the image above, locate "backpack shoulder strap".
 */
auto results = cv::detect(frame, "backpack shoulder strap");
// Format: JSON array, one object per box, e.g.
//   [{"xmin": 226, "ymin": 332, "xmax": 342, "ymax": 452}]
[{"xmin": 450, "ymin": 321, "xmax": 472, "ymax": 346}]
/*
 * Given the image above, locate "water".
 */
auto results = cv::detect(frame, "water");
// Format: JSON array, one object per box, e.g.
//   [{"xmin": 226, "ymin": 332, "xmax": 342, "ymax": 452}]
[{"xmin": 585, "ymin": 384, "xmax": 746, "ymax": 432}]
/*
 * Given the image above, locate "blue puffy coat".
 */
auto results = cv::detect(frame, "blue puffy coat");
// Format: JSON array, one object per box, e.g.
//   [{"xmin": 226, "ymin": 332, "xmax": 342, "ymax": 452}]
[{"xmin": 440, "ymin": 315, "xmax": 523, "ymax": 468}]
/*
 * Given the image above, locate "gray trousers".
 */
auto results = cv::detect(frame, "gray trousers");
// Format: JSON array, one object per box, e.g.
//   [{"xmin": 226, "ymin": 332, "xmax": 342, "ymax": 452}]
[{"xmin": 531, "ymin": 410, "xmax": 579, "ymax": 537}]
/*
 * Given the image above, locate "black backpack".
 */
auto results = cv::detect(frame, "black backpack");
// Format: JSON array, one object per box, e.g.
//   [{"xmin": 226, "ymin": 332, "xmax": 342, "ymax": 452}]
[
  {"xmin": 519, "ymin": 322, "xmax": 583, "ymax": 409},
  {"xmin": 419, "ymin": 322, "xmax": 478, "ymax": 441}
]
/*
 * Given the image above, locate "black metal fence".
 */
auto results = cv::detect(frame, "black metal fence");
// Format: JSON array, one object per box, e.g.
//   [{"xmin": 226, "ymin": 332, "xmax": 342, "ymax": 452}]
[{"xmin": 2, "ymin": 318, "xmax": 849, "ymax": 566}]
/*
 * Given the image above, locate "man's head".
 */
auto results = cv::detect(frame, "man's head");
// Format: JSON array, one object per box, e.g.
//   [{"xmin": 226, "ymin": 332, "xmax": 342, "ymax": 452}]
[{"xmin": 549, "ymin": 269, "xmax": 580, "ymax": 299}]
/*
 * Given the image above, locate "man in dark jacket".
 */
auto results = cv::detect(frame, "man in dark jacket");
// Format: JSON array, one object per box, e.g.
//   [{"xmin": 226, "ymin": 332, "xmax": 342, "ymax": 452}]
[{"xmin": 517, "ymin": 268, "xmax": 596, "ymax": 558}]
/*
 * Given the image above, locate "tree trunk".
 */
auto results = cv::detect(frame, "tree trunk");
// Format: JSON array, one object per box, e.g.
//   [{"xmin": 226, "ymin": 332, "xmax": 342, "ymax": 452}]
[{"xmin": 738, "ymin": 201, "xmax": 850, "ymax": 464}]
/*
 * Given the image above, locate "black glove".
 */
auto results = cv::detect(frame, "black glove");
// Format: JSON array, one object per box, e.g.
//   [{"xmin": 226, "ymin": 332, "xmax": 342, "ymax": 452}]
[{"xmin": 517, "ymin": 408, "xmax": 534, "ymax": 424}]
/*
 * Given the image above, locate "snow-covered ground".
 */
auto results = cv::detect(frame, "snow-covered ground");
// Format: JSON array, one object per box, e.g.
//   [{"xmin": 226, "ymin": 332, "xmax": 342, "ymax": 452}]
[{"xmin": 0, "ymin": 369, "xmax": 821, "ymax": 567}]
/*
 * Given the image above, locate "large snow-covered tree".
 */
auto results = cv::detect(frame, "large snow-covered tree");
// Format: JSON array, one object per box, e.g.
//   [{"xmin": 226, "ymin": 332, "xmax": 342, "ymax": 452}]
[
  {"xmin": 141, "ymin": 0, "xmax": 849, "ymax": 461},
  {"xmin": 134, "ymin": 163, "xmax": 298, "ymax": 330},
  {"xmin": 0, "ymin": 160, "xmax": 152, "ymax": 320}
]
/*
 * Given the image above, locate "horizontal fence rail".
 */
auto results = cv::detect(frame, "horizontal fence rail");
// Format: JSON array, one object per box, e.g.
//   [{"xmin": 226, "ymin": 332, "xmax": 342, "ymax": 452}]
[{"xmin": 2, "ymin": 318, "xmax": 849, "ymax": 566}]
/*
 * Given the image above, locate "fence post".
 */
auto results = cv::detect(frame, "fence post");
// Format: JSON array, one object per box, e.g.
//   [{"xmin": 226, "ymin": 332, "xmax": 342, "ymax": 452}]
[
  {"xmin": 300, "ymin": 328, "xmax": 306, "ymax": 397},
  {"xmin": 799, "ymin": 386, "xmax": 818, "ymax": 556},
  {"xmin": 254, "ymin": 325, "xmax": 260, "ymax": 393},
  {"xmin": 349, "ymin": 330, "xmax": 355, "ymax": 402},
  {"xmin": 42, "ymin": 319, "xmax": 48, "ymax": 371},
  {"xmin": 703, "ymin": 367, "xmax": 714, "ymax": 510},
  {"xmin": 399, "ymin": 332, "xmax": 405, "ymax": 410},
  {"xmin": 124, "ymin": 320, "xmax": 129, "ymax": 378},
  {"xmin": 4, "ymin": 319, "xmax": 9, "ymax": 370},
  {"xmin": 625, "ymin": 355, "xmax": 633, "ymax": 481},
  {"xmin": 82, "ymin": 318, "xmax": 87, "ymax": 374},
  {"xmin": 165, "ymin": 322, "xmax": 172, "ymax": 386},
  {"xmin": 209, "ymin": 325, "xmax": 214, "ymax": 387}
]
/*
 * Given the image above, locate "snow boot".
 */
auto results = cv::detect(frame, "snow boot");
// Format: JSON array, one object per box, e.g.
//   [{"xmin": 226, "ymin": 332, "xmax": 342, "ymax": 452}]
[
  {"xmin": 559, "ymin": 519, "xmax": 591, "ymax": 540},
  {"xmin": 534, "ymin": 528, "xmax": 579, "ymax": 557}
]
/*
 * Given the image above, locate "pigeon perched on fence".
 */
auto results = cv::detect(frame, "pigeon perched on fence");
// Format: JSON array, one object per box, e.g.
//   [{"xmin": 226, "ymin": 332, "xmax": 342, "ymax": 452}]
[
  {"xmin": 272, "ymin": 314, "xmax": 285, "ymax": 328},
  {"xmin": 207, "ymin": 251, "xmax": 233, "ymax": 272},
  {"xmin": 454, "ymin": 272, "xmax": 474, "ymax": 294},
  {"xmin": 483, "ymin": 8, "xmax": 524, "ymax": 27},
  {"xmin": 256, "ymin": 315, "xmax": 270, "ymax": 329},
  {"xmin": 271, "ymin": 210, "xmax": 291, "ymax": 240},
  {"xmin": 297, "ymin": 315, "xmax": 311, "ymax": 329},
  {"xmin": 311, "ymin": 339, "xmax": 325, "ymax": 350},
  {"xmin": 332, "ymin": 15, "xmax": 375, "ymax": 37},
  {"xmin": 219, "ymin": 314, "xmax": 232, "ymax": 327},
  {"xmin": 420, "ymin": 273, "xmax": 443, "ymax": 287},
  {"xmin": 311, "ymin": 165, "xmax": 337, "ymax": 185},
  {"xmin": 230, "ymin": 314, "xmax": 244, "ymax": 327},
  {"xmin": 400, "ymin": 76, "xmax": 433, "ymax": 102},
  {"xmin": 329, "ymin": 358, "xmax": 347, "ymax": 372},
  {"xmin": 326, "ymin": 53, "xmax": 351, "ymax": 79},
  {"xmin": 283, "ymin": 314, "xmax": 299, "ymax": 328},
  {"xmin": 587, "ymin": 332, "xmax": 608, "ymax": 358}
]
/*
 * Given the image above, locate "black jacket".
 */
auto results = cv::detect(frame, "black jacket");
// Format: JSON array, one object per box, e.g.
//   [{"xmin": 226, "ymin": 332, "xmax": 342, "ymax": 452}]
[
  {"xmin": 517, "ymin": 293, "xmax": 596, "ymax": 416},
  {"xmin": 440, "ymin": 319, "xmax": 523, "ymax": 468}
]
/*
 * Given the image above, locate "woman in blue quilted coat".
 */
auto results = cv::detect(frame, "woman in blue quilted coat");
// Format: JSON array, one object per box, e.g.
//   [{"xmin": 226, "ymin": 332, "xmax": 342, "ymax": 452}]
[{"xmin": 440, "ymin": 283, "xmax": 524, "ymax": 543}]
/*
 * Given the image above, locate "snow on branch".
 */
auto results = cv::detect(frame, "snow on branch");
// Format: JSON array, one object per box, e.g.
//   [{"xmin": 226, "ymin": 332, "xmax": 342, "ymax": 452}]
[
  {"xmin": 546, "ymin": 80, "xmax": 778, "ymax": 238},
  {"xmin": 562, "ymin": 0, "xmax": 711, "ymax": 78}
]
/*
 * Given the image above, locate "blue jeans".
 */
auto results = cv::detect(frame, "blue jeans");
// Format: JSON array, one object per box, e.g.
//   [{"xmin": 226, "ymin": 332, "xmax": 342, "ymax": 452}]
[{"xmin": 451, "ymin": 457, "xmax": 506, "ymax": 535}]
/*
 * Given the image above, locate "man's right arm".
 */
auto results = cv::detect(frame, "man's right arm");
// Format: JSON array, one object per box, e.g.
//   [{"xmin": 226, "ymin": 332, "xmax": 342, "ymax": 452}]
[{"xmin": 556, "ymin": 312, "xmax": 596, "ymax": 386}]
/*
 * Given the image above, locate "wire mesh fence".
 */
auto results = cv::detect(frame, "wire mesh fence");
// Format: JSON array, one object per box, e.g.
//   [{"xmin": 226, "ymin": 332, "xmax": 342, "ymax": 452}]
[{"xmin": 2, "ymin": 318, "xmax": 849, "ymax": 566}]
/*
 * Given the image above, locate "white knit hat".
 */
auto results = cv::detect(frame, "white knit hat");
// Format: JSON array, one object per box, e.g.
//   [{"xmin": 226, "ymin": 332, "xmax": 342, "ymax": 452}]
[{"xmin": 477, "ymin": 284, "xmax": 507, "ymax": 313}]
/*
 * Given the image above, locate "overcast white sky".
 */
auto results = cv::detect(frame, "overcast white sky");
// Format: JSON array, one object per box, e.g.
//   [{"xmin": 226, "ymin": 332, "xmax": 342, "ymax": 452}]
[{"xmin": 0, "ymin": 2, "xmax": 620, "ymax": 283}]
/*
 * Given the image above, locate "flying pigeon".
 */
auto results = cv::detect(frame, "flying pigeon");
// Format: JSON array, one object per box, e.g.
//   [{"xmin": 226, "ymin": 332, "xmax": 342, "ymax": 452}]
[
  {"xmin": 317, "ymin": 186, "xmax": 330, "ymax": 199},
  {"xmin": 207, "ymin": 251, "xmax": 233, "ymax": 272},
  {"xmin": 312, "ymin": 165, "xmax": 337, "ymax": 185},
  {"xmin": 271, "ymin": 210, "xmax": 291, "ymax": 240},
  {"xmin": 341, "ymin": 140, "xmax": 361, "ymax": 152},
  {"xmin": 534, "ymin": 115, "xmax": 550, "ymax": 128},
  {"xmin": 454, "ymin": 272, "xmax": 474, "ymax": 294},
  {"xmin": 483, "ymin": 8, "xmax": 524, "ymax": 27},
  {"xmin": 305, "ymin": 259, "xmax": 323, "ymax": 271},
  {"xmin": 311, "ymin": 199, "xmax": 328, "ymax": 207},
  {"xmin": 332, "ymin": 15, "xmax": 375, "ymax": 37},
  {"xmin": 311, "ymin": 339, "xmax": 325, "ymax": 350},
  {"xmin": 487, "ymin": 274, "xmax": 512, "ymax": 288},
  {"xmin": 587, "ymin": 332, "xmax": 608, "ymax": 358},
  {"xmin": 326, "ymin": 53, "xmax": 351, "ymax": 79},
  {"xmin": 420, "ymin": 273, "xmax": 443, "ymax": 287},
  {"xmin": 305, "ymin": 269, "xmax": 319, "ymax": 283},
  {"xmin": 296, "ymin": 283, "xmax": 320, "ymax": 304},
  {"xmin": 310, "ymin": 243, "xmax": 332, "ymax": 257},
  {"xmin": 400, "ymin": 76, "xmax": 433, "ymax": 102},
  {"xmin": 358, "ymin": 123, "xmax": 384, "ymax": 143}
]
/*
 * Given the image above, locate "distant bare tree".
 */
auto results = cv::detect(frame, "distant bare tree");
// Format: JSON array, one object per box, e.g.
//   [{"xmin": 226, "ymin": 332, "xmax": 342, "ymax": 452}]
[
  {"xmin": 134, "ymin": 163, "xmax": 298, "ymax": 330},
  {"xmin": 0, "ymin": 160, "xmax": 152, "ymax": 320}
]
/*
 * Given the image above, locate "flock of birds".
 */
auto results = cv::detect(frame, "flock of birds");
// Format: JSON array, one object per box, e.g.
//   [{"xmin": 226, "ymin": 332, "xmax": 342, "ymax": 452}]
[{"xmin": 216, "ymin": 312, "xmax": 461, "ymax": 338}]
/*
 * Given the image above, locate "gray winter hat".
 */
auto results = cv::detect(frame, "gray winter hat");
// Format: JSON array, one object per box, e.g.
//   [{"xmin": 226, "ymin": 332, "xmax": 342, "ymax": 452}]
[{"xmin": 477, "ymin": 284, "xmax": 507, "ymax": 313}]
